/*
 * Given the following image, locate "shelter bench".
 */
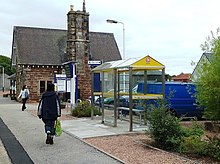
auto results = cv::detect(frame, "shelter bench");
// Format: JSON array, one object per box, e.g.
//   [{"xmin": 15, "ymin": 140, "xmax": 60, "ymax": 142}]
[{"xmin": 117, "ymin": 107, "xmax": 146, "ymax": 125}]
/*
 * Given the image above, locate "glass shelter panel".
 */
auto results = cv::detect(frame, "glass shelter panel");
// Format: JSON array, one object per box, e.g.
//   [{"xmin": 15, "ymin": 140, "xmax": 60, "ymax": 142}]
[
  {"xmin": 103, "ymin": 71, "xmax": 115, "ymax": 93},
  {"xmin": 102, "ymin": 71, "xmax": 117, "ymax": 126},
  {"xmin": 92, "ymin": 55, "xmax": 165, "ymax": 131}
]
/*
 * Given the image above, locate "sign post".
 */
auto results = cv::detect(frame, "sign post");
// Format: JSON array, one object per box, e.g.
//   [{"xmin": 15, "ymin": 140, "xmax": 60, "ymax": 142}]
[
  {"xmin": 54, "ymin": 74, "xmax": 66, "ymax": 92},
  {"xmin": 63, "ymin": 61, "xmax": 76, "ymax": 108},
  {"xmin": 70, "ymin": 65, "xmax": 75, "ymax": 108}
]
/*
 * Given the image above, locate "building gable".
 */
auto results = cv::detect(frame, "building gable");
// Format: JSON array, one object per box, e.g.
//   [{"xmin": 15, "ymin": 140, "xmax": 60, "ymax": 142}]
[
  {"xmin": 191, "ymin": 52, "xmax": 213, "ymax": 81},
  {"xmin": 11, "ymin": 26, "xmax": 121, "ymax": 67}
]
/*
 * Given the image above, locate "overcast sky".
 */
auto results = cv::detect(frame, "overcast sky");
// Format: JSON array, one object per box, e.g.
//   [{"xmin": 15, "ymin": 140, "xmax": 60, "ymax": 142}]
[{"xmin": 1, "ymin": 0, "xmax": 219, "ymax": 75}]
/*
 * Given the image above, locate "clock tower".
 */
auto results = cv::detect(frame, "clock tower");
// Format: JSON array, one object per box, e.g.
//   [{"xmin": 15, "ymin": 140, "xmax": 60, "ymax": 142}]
[{"xmin": 67, "ymin": 1, "xmax": 91, "ymax": 100}]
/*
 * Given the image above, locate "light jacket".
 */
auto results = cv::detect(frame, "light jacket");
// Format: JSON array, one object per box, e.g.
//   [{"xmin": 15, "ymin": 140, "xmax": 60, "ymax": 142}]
[{"xmin": 18, "ymin": 88, "xmax": 29, "ymax": 99}]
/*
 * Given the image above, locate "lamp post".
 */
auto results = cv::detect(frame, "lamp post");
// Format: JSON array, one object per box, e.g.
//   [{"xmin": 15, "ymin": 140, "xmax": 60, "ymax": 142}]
[
  {"xmin": 0, "ymin": 66, "xmax": 4, "ymax": 92},
  {"xmin": 107, "ymin": 19, "xmax": 126, "ymax": 92},
  {"xmin": 106, "ymin": 19, "xmax": 125, "ymax": 60}
]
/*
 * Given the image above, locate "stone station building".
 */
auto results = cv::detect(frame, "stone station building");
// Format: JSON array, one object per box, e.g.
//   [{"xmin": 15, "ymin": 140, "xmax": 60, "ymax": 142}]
[{"xmin": 11, "ymin": 3, "xmax": 121, "ymax": 101}]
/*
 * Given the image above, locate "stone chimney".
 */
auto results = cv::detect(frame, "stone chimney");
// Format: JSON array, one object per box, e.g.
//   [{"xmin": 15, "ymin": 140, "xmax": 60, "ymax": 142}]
[{"xmin": 67, "ymin": 3, "xmax": 91, "ymax": 100}]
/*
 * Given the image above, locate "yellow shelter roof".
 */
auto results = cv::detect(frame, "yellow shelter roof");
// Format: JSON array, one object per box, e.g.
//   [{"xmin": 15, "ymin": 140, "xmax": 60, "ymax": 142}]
[{"xmin": 92, "ymin": 55, "xmax": 165, "ymax": 72}]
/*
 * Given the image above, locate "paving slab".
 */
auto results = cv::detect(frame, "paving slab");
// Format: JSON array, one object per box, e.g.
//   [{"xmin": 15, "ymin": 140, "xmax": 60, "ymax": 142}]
[
  {"xmin": 0, "ymin": 96, "xmax": 124, "ymax": 164},
  {"xmin": 62, "ymin": 117, "xmax": 148, "ymax": 139}
]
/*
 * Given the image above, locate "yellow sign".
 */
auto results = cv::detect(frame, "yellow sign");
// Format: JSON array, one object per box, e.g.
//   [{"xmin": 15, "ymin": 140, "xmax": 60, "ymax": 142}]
[{"xmin": 131, "ymin": 55, "xmax": 164, "ymax": 69}]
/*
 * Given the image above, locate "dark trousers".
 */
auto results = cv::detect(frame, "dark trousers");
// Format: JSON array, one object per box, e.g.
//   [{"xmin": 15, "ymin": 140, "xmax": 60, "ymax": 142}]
[
  {"xmin": 22, "ymin": 98, "xmax": 27, "ymax": 110},
  {"xmin": 42, "ymin": 119, "xmax": 56, "ymax": 135}
]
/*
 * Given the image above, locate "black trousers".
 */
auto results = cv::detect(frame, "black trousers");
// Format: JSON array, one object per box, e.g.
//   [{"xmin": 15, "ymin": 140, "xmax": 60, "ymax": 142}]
[{"xmin": 22, "ymin": 98, "xmax": 28, "ymax": 110}]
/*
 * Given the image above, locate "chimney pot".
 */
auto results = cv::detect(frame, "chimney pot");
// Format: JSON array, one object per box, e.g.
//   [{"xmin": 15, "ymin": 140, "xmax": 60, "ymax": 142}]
[{"xmin": 70, "ymin": 5, "xmax": 74, "ymax": 11}]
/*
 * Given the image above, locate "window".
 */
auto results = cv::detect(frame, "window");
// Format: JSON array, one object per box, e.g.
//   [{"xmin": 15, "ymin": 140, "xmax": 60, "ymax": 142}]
[
  {"xmin": 40, "ymin": 81, "xmax": 45, "ymax": 94},
  {"xmin": 40, "ymin": 81, "xmax": 53, "ymax": 94}
]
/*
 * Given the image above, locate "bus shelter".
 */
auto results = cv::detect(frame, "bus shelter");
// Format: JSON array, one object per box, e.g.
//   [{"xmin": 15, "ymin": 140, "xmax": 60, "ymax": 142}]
[{"xmin": 91, "ymin": 55, "xmax": 165, "ymax": 131}]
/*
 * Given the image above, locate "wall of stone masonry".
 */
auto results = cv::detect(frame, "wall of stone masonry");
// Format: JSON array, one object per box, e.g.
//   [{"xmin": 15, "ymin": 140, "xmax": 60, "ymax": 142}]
[
  {"xmin": 67, "ymin": 6, "xmax": 91, "ymax": 101},
  {"xmin": 77, "ymin": 55, "xmax": 91, "ymax": 100},
  {"xmin": 16, "ymin": 66, "xmax": 60, "ymax": 101}
]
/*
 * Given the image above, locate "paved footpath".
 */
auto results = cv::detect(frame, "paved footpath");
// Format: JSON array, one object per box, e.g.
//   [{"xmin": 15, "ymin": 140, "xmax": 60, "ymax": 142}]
[{"xmin": 0, "ymin": 95, "xmax": 123, "ymax": 164}]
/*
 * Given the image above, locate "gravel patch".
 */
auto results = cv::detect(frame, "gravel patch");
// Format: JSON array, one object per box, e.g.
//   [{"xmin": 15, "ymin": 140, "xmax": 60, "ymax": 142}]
[{"xmin": 84, "ymin": 134, "xmax": 219, "ymax": 164}]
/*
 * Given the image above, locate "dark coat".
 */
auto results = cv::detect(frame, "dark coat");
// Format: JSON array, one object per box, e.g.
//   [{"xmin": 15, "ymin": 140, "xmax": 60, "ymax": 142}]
[{"xmin": 37, "ymin": 91, "xmax": 61, "ymax": 120}]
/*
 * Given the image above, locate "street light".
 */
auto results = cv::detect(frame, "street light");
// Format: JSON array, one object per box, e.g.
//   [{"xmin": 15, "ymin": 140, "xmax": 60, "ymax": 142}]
[
  {"xmin": 0, "ymin": 66, "xmax": 4, "ymax": 92},
  {"xmin": 106, "ymin": 19, "xmax": 125, "ymax": 60},
  {"xmin": 106, "ymin": 19, "xmax": 126, "ymax": 92}
]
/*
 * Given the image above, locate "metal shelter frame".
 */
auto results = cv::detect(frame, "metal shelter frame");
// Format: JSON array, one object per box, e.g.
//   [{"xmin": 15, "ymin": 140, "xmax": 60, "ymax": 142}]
[{"xmin": 91, "ymin": 55, "xmax": 165, "ymax": 131}]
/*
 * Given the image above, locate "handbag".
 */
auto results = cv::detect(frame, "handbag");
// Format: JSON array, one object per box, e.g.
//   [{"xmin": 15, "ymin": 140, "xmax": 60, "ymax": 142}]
[{"xmin": 55, "ymin": 118, "xmax": 62, "ymax": 137}]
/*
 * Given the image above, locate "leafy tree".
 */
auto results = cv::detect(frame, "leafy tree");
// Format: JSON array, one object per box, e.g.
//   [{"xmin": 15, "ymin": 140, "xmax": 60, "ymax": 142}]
[
  {"xmin": 196, "ymin": 28, "xmax": 220, "ymax": 120},
  {"xmin": 0, "ymin": 55, "xmax": 15, "ymax": 75}
]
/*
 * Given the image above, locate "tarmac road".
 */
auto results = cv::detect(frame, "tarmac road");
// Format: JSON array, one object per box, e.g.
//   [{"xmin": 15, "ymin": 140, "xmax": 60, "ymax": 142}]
[{"xmin": 0, "ymin": 95, "xmax": 123, "ymax": 164}]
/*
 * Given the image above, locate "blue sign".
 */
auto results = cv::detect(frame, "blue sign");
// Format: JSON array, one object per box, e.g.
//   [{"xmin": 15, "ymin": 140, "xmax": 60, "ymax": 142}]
[
  {"xmin": 88, "ymin": 60, "xmax": 102, "ymax": 68},
  {"xmin": 64, "ymin": 63, "xmax": 73, "ymax": 78}
]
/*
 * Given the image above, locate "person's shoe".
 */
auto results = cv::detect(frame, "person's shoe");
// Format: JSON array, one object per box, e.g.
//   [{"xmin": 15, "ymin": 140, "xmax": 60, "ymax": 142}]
[
  {"xmin": 46, "ymin": 133, "xmax": 51, "ymax": 144},
  {"xmin": 50, "ymin": 136, "xmax": 54, "ymax": 145}
]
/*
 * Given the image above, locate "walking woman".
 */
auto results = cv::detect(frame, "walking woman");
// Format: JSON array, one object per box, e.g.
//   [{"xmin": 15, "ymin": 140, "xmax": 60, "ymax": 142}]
[
  {"xmin": 18, "ymin": 85, "xmax": 29, "ymax": 111},
  {"xmin": 37, "ymin": 83, "xmax": 61, "ymax": 145}
]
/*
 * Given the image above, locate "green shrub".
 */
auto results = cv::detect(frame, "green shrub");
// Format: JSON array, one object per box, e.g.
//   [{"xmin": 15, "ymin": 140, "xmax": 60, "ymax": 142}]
[
  {"xmin": 208, "ymin": 138, "xmax": 220, "ymax": 160},
  {"xmin": 179, "ymin": 135, "xmax": 209, "ymax": 156},
  {"xmin": 179, "ymin": 122, "xmax": 220, "ymax": 161},
  {"xmin": 179, "ymin": 135, "xmax": 220, "ymax": 161},
  {"xmin": 181, "ymin": 120, "xmax": 204, "ymax": 137},
  {"xmin": 145, "ymin": 99, "xmax": 220, "ymax": 161},
  {"xmin": 145, "ymin": 99, "xmax": 183, "ymax": 151},
  {"xmin": 71, "ymin": 101, "xmax": 101, "ymax": 117}
]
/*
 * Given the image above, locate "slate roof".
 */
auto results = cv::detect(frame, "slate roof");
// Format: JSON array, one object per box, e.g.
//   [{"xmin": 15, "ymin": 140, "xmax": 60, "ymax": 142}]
[
  {"xmin": 7, "ymin": 73, "xmax": 16, "ymax": 80},
  {"xmin": 11, "ymin": 26, "xmax": 121, "ymax": 66},
  {"xmin": 191, "ymin": 52, "xmax": 213, "ymax": 79},
  {"xmin": 173, "ymin": 73, "xmax": 191, "ymax": 81},
  {"xmin": 203, "ymin": 52, "xmax": 213, "ymax": 62}
]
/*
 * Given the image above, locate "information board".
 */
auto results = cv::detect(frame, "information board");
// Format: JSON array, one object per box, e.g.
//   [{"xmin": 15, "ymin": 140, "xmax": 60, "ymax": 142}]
[{"xmin": 64, "ymin": 63, "xmax": 73, "ymax": 78}]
